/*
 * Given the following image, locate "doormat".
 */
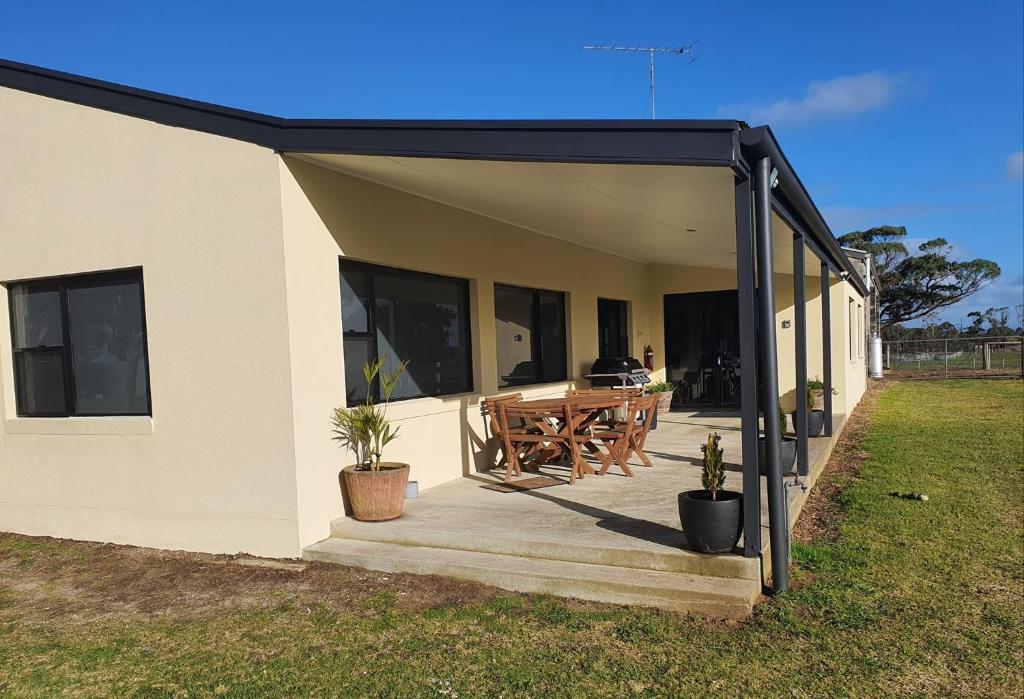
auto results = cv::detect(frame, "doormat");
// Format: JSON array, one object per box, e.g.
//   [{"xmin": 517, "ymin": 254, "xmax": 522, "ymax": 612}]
[{"xmin": 480, "ymin": 476, "xmax": 564, "ymax": 493}]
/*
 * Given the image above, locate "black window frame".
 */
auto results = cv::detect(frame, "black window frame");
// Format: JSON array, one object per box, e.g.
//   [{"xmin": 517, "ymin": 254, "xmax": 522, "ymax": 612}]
[
  {"xmin": 339, "ymin": 259, "xmax": 474, "ymax": 407},
  {"xmin": 494, "ymin": 282, "xmax": 569, "ymax": 388},
  {"xmin": 6, "ymin": 267, "xmax": 152, "ymax": 418}
]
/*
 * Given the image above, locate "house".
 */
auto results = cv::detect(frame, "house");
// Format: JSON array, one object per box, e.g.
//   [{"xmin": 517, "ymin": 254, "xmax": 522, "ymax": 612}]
[
  {"xmin": 843, "ymin": 245, "xmax": 881, "ymax": 346},
  {"xmin": 0, "ymin": 59, "xmax": 868, "ymax": 605}
]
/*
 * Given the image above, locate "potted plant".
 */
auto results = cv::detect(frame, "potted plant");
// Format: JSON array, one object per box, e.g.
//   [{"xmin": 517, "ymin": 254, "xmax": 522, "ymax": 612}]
[
  {"xmin": 758, "ymin": 405, "xmax": 797, "ymax": 475},
  {"xmin": 645, "ymin": 380, "xmax": 676, "ymax": 415},
  {"xmin": 678, "ymin": 432, "xmax": 742, "ymax": 553},
  {"xmin": 791, "ymin": 378, "xmax": 839, "ymax": 437},
  {"xmin": 331, "ymin": 359, "xmax": 410, "ymax": 521}
]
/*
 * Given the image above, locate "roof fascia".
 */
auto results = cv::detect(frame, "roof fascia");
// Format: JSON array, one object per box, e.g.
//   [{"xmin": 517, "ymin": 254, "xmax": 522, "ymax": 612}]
[
  {"xmin": 740, "ymin": 126, "xmax": 868, "ymax": 297},
  {"xmin": 0, "ymin": 58, "xmax": 739, "ymax": 166}
]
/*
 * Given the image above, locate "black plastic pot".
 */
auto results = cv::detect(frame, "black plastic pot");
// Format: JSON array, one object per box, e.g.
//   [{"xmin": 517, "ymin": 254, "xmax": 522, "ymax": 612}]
[
  {"xmin": 758, "ymin": 436, "xmax": 798, "ymax": 476},
  {"xmin": 678, "ymin": 490, "xmax": 743, "ymax": 554},
  {"xmin": 790, "ymin": 410, "xmax": 825, "ymax": 437}
]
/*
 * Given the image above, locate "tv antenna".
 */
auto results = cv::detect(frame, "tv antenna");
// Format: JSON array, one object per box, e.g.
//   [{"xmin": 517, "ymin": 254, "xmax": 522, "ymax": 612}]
[{"xmin": 582, "ymin": 42, "xmax": 700, "ymax": 119}]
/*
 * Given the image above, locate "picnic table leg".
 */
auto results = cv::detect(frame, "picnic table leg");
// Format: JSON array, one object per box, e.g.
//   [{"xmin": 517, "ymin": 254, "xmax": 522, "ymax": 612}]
[{"xmin": 598, "ymin": 437, "xmax": 635, "ymax": 477}]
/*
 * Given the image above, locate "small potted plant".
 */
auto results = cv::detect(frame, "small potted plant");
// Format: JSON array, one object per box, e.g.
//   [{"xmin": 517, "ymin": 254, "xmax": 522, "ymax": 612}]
[
  {"xmin": 331, "ymin": 359, "xmax": 410, "ymax": 521},
  {"xmin": 678, "ymin": 432, "xmax": 742, "ymax": 553},
  {"xmin": 807, "ymin": 377, "xmax": 837, "ymax": 411},
  {"xmin": 645, "ymin": 379, "xmax": 676, "ymax": 415},
  {"xmin": 791, "ymin": 378, "xmax": 838, "ymax": 437},
  {"xmin": 758, "ymin": 405, "xmax": 797, "ymax": 475}
]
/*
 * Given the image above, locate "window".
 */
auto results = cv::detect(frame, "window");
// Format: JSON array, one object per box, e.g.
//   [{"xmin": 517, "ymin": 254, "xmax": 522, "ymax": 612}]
[
  {"xmin": 494, "ymin": 284, "xmax": 567, "ymax": 388},
  {"xmin": 849, "ymin": 298, "xmax": 857, "ymax": 361},
  {"xmin": 7, "ymin": 269, "xmax": 151, "ymax": 417},
  {"xmin": 340, "ymin": 260, "xmax": 472, "ymax": 405},
  {"xmin": 597, "ymin": 298, "xmax": 629, "ymax": 358},
  {"xmin": 856, "ymin": 303, "xmax": 864, "ymax": 358}
]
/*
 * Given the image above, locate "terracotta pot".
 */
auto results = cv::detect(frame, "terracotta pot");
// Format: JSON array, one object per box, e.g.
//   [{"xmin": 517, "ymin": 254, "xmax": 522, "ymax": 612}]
[
  {"xmin": 654, "ymin": 390, "xmax": 674, "ymax": 414},
  {"xmin": 341, "ymin": 463, "xmax": 410, "ymax": 521}
]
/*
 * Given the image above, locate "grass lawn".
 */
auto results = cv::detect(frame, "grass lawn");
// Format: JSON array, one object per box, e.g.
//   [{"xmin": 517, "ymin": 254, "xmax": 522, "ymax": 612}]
[{"xmin": 1, "ymin": 380, "xmax": 1021, "ymax": 697}]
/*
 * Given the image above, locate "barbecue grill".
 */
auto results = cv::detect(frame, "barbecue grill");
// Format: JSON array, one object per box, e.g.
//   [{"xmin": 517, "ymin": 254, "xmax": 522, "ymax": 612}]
[{"xmin": 585, "ymin": 356, "xmax": 652, "ymax": 388}]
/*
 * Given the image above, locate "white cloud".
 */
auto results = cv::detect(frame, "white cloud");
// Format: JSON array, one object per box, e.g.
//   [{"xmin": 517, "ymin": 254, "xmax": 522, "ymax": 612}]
[
  {"xmin": 1007, "ymin": 151, "xmax": 1024, "ymax": 180},
  {"xmin": 722, "ymin": 71, "xmax": 908, "ymax": 127}
]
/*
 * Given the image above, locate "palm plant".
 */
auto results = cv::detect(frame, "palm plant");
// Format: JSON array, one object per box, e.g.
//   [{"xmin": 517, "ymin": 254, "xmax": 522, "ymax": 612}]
[{"xmin": 331, "ymin": 358, "xmax": 408, "ymax": 471}]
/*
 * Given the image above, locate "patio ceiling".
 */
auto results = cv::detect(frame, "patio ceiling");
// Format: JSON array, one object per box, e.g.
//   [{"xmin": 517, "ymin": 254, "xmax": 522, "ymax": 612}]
[{"xmin": 295, "ymin": 154, "xmax": 821, "ymax": 275}]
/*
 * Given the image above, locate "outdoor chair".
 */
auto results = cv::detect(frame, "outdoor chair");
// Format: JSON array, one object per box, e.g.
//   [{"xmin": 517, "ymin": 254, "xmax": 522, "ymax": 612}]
[
  {"xmin": 566, "ymin": 387, "xmax": 641, "ymax": 424},
  {"xmin": 565, "ymin": 387, "xmax": 643, "ymax": 397},
  {"xmin": 498, "ymin": 400, "xmax": 586, "ymax": 484},
  {"xmin": 591, "ymin": 393, "xmax": 658, "ymax": 473},
  {"xmin": 481, "ymin": 393, "xmax": 540, "ymax": 472}
]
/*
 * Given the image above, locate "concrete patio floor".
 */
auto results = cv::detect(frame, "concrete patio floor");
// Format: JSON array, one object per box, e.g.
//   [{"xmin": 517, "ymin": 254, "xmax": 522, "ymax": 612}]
[{"xmin": 305, "ymin": 409, "xmax": 846, "ymax": 618}]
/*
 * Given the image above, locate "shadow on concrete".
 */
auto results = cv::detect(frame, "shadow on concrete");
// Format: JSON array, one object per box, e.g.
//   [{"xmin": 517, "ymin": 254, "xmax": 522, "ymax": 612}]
[
  {"xmin": 519, "ymin": 487, "xmax": 689, "ymax": 550},
  {"xmin": 643, "ymin": 451, "xmax": 744, "ymax": 473},
  {"xmin": 462, "ymin": 470, "xmax": 686, "ymax": 548}
]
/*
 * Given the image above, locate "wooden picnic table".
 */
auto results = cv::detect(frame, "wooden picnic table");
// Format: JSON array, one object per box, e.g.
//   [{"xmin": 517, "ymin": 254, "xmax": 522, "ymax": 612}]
[{"xmin": 510, "ymin": 396, "xmax": 625, "ymax": 476}]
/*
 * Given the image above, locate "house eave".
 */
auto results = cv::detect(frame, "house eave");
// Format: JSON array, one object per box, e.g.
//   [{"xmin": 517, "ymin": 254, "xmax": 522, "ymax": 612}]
[{"xmin": 0, "ymin": 56, "xmax": 862, "ymax": 293}]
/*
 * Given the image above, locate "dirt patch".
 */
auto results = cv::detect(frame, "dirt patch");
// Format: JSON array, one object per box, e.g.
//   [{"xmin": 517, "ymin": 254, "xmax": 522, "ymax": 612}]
[
  {"xmin": 792, "ymin": 379, "xmax": 887, "ymax": 543},
  {"xmin": 0, "ymin": 534, "xmax": 507, "ymax": 622},
  {"xmin": 885, "ymin": 369, "xmax": 1021, "ymax": 380}
]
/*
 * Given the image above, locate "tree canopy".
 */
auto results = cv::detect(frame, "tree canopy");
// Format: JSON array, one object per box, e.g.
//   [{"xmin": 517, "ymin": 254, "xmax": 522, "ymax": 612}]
[{"xmin": 838, "ymin": 225, "xmax": 1000, "ymax": 330}]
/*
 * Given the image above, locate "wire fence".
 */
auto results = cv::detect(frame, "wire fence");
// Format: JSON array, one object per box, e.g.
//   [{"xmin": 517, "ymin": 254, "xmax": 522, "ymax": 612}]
[{"xmin": 882, "ymin": 336, "xmax": 1023, "ymax": 379}]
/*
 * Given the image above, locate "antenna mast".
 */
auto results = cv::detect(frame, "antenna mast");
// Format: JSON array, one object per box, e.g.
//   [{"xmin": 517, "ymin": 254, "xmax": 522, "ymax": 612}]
[{"xmin": 582, "ymin": 42, "xmax": 699, "ymax": 119}]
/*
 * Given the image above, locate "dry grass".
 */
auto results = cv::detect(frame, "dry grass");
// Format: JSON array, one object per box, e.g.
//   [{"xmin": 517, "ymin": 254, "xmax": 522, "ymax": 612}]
[{"xmin": 793, "ymin": 378, "xmax": 885, "ymax": 542}]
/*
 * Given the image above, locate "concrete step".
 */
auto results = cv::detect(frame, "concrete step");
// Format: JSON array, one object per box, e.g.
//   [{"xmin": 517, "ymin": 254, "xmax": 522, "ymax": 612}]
[
  {"xmin": 303, "ymin": 538, "xmax": 759, "ymax": 620},
  {"xmin": 328, "ymin": 515, "xmax": 759, "ymax": 581}
]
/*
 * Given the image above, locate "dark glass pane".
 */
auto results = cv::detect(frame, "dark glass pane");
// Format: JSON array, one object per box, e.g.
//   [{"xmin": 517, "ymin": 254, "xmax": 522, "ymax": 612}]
[
  {"xmin": 664, "ymin": 290, "xmax": 740, "ymax": 407},
  {"xmin": 66, "ymin": 278, "xmax": 149, "ymax": 414},
  {"xmin": 598, "ymin": 298, "xmax": 628, "ymax": 358},
  {"xmin": 494, "ymin": 285, "xmax": 538, "ymax": 387},
  {"xmin": 340, "ymin": 265, "xmax": 371, "ymax": 334},
  {"xmin": 10, "ymin": 285, "xmax": 63, "ymax": 349},
  {"xmin": 374, "ymin": 271, "xmax": 470, "ymax": 400},
  {"xmin": 537, "ymin": 290, "xmax": 567, "ymax": 382},
  {"xmin": 15, "ymin": 349, "xmax": 68, "ymax": 415},
  {"xmin": 343, "ymin": 336, "xmax": 372, "ymax": 404}
]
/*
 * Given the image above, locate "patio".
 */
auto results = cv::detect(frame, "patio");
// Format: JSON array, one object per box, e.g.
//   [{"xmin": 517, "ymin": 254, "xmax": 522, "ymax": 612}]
[{"xmin": 305, "ymin": 408, "xmax": 847, "ymax": 619}]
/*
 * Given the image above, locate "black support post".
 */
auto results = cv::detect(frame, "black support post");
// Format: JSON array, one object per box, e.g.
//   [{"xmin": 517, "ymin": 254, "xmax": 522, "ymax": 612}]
[
  {"xmin": 754, "ymin": 157, "xmax": 788, "ymax": 593},
  {"xmin": 821, "ymin": 262, "xmax": 834, "ymax": 437},
  {"xmin": 734, "ymin": 174, "xmax": 761, "ymax": 558},
  {"xmin": 793, "ymin": 236, "xmax": 808, "ymax": 477}
]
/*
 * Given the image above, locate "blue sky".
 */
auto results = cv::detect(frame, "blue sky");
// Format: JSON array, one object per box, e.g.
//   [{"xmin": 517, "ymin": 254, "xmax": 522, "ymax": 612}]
[{"xmin": 2, "ymin": 1, "xmax": 1022, "ymax": 326}]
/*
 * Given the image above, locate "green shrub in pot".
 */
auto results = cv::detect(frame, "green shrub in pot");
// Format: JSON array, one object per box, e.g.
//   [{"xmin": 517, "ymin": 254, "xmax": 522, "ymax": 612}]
[
  {"xmin": 646, "ymin": 380, "xmax": 675, "ymax": 414},
  {"xmin": 331, "ymin": 359, "xmax": 411, "ymax": 521},
  {"xmin": 678, "ymin": 432, "xmax": 743, "ymax": 553}
]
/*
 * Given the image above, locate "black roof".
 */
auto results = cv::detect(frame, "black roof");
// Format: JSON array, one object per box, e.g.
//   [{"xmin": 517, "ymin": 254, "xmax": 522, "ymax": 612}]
[{"xmin": 0, "ymin": 57, "xmax": 866, "ymax": 293}]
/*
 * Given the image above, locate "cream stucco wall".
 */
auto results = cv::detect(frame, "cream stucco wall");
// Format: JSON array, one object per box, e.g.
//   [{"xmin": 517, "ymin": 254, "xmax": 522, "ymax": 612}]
[
  {"xmin": 0, "ymin": 87, "xmax": 868, "ymax": 557},
  {"xmin": 277, "ymin": 158, "xmax": 868, "ymax": 548},
  {"xmin": 277, "ymin": 157, "xmax": 659, "ymax": 546},
  {"xmin": 0, "ymin": 87, "xmax": 302, "ymax": 557}
]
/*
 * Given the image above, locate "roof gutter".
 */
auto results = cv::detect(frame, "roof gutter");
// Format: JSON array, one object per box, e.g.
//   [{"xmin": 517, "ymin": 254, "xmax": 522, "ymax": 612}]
[{"xmin": 739, "ymin": 126, "xmax": 868, "ymax": 297}]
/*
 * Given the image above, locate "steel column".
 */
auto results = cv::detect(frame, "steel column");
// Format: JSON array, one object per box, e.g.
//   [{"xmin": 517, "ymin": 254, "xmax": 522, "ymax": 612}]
[
  {"xmin": 754, "ymin": 157, "xmax": 788, "ymax": 592},
  {"xmin": 821, "ymin": 263, "xmax": 833, "ymax": 436},
  {"xmin": 734, "ymin": 174, "xmax": 761, "ymax": 558},
  {"xmin": 793, "ymin": 236, "xmax": 809, "ymax": 477}
]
